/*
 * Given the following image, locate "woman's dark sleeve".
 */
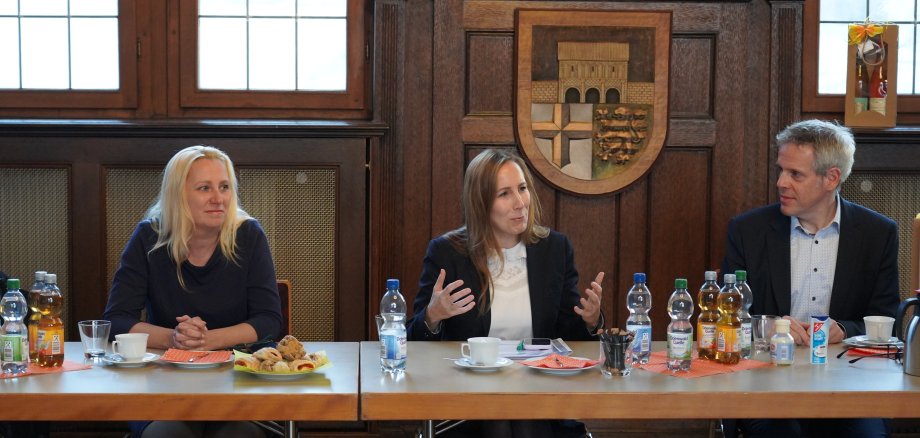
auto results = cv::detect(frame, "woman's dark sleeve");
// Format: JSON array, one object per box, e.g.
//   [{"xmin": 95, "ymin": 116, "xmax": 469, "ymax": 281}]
[
  {"xmin": 242, "ymin": 220, "xmax": 283, "ymax": 342},
  {"xmin": 103, "ymin": 223, "xmax": 152, "ymax": 338},
  {"xmin": 554, "ymin": 233, "xmax": 597, "ymax": 341},
  {"xmin": 407, "ymin": 239, "xmax": 445, "ymax": 341}
]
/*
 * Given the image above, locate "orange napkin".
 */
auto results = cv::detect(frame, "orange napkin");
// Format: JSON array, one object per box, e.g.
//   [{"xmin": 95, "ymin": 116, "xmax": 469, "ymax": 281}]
[
  {"xmin": 522, "ymin": 353, "xmax": 599, "ymax": 369},
  {"xmin": 846, "ymin": 347, "xmax": 897, "ymax": 357},
  {"xmin": 161, "ymin": 349, "xmax": 232, "ymax": 363},
  {"xmin": 0, "ymin": 360, "xmax": 92, "ymax": 379},
  {"xmin": 639, "ymin": 350, "xmax": 771, "ymax": 378}
]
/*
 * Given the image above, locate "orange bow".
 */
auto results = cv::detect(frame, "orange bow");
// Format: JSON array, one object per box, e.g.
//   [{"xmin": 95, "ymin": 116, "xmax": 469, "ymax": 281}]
[{"xmin": 848, "ymin": 22, "xmax": 885, "ymax": 46}]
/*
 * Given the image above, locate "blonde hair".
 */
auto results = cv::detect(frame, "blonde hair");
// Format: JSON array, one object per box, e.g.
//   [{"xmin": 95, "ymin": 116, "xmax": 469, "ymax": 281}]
[
  {"xmin": 146, "ymin": 145, "xmax": 251, "ymax": 289},
  {"xmin": 446, "ymin": 149, "xmax": 548, "ymax": 313}
]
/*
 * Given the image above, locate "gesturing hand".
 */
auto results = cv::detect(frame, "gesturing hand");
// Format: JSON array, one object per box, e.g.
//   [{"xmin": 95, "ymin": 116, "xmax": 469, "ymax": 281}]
[
  {"xmin": 172, "ymin": 315, "xmax": 207, "ymax": 349},
  {"xmin": 425, "ymin": 269, "xmax": 475, "ymax": 327},
  {"xmin": 575, "ymin": 272, "xmax": 604, "ymax": 328}
]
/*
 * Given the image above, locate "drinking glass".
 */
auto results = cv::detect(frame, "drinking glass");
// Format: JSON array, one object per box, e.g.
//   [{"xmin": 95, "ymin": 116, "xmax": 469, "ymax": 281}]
[
  {"xmin": 77, "ymin": 320, "xmax": 111, "ymax": 358},
  {"xmin": 752, "ymin": 315, "xmax": 780, "ymax": 354}
]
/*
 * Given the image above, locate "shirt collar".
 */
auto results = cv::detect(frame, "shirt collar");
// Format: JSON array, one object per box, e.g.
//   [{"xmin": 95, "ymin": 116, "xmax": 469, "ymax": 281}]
[
  {"xmin": 791, "ymin": 195, "xmax": 841, "ymax": 235},
  {"xmin": 502, "ymin": 241, "xmax": 527, "ymax": 262}
]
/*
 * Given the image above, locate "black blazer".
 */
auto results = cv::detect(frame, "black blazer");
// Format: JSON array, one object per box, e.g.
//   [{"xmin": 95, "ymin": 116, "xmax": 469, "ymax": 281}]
[
  {"xmin": 721, "ymin": 198, "xmax": 899, "ymax": 337},
  {"xmin": 407, "ymin": 230, "xmax": 595, "ymax": 342}
]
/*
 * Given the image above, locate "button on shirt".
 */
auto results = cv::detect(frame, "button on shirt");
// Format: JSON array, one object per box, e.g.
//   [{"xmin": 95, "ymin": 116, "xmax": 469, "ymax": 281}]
[
  {"xmin": 789, "ymin": 197, "xmax": 841, "ymax": 323},
  {"xmin": 487, "ymin": 242, "xmax": 534, "ymax": 341}
]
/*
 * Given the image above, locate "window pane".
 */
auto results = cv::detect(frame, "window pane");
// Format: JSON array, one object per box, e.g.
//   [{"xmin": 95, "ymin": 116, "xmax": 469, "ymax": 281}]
[
  {"xmin": 0, "ymin": 17, "xmax": 19, "ymax": 88},
  {"xmin": 199, "ymin": 17, "xmax": 247, "ymax": 90},
  {"xmin": 70, "ymin": 0, "xmax": 118, "ymax": 16},
  {"xmin": 20, "ymin": 0, "xmax": 67, "ymax": 16},
  {"xmin": 898, "ymin": 24, "xmax": 915, "ymax": 94},
  {"xmin": 297, "ymin": 18, "xmax": 346, "ymax": 90},
  {"xmin": 71, "ymin": 18, "xmax": 118, "ymax": 89},
  {"xmin": 870, "ymin": 0, "xmax": 915, "ymax": 22},
  {"xmin": 199, "ymin": 0, "xmax": 246, "ymax": 16},
  {"xmin": 249, "ymin": 18, "xmax": 295, "ymax": 90},
  {"xmin": 298, "ymin": 0, "xmax": 346, "ymax": 17},
  {"xmin": 818, "ymin": 23, "xmax": 849, "ymax": 94},
  {"xmin": 819, "ymin": 0, "xmax": 868, "ymax": 21},
  {"xmin": 0, "ymin": 0, "xmax": 18, "ymax": 15},
  {"xmin": 251, "ymin": 0, "xmax": 294, "ymax": 17},
  {"xmin": 21, "ymin": 17, "xmax": 69, "ymax": 89}
]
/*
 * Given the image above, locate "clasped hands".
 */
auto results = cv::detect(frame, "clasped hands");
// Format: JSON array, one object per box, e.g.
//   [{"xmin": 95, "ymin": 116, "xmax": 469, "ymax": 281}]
[
  {"xmin": 171, "ymin": 315, "xmax": 208, "ymax": 350},
  {"xmin": 424, "ymin": 269, "xmax": 605, "ymax": 330},
  {"xmin": 783, "ymin": 315, "xmax": 846, "ymax": 345}
]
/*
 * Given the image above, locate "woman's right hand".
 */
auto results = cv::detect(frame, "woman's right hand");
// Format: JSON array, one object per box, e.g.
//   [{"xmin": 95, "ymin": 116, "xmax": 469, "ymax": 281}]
[
  {"xmin": 172, "ymin": 315, "xmax": 208, "ymax": 349},
  {"xmin": 425, "ymin": 269, "xmax": 475, "ymax": 328}
]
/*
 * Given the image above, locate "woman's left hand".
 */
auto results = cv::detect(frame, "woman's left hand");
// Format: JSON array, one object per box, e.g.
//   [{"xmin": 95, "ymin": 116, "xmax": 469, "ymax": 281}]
[
  {"xmin": 172, "ymin": 315, "xmax": 208, "ymax": 349},
  {"xmin": 574, "ymin": 272, "xmax": 604, "ymax": 328}
]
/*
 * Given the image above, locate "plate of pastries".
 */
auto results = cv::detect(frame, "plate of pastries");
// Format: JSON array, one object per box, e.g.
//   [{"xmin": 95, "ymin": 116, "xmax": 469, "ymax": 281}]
[{"xmin": 233, "ymin": 335, "xmax": 330, "ymax": 380}]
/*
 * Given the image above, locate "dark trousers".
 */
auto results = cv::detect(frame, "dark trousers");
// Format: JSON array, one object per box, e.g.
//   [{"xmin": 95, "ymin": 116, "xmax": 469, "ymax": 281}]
[
  {"xmin": 441, "ymin": 420, "xmax": 586, "ymax": 438},
  {"xmin": 740, "ymin": 418, "xmax": 890, "ymax": 438}
]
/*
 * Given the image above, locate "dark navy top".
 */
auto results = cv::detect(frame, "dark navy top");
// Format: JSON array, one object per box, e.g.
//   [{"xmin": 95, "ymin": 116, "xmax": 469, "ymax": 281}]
[{"xmin": 104, "ymin": 219, "xmax": 282, "ymax": 341}]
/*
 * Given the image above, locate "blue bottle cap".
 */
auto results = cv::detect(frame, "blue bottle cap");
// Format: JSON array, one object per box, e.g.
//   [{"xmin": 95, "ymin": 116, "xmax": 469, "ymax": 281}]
[
  {"xmin": 386, "ymin": 279, "xmax": 400, "ymax": 289},
  {"xmin": 633, "ymin": 273, "xmax": 646, "ymax": 283}
]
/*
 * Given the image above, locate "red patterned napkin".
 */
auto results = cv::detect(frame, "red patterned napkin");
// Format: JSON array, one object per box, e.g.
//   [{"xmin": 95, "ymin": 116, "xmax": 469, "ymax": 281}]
[
  {"xmin": 639, "ymin": 350, "xmax": 771, "ymax": 378},
  {"xmin": 846, "ymin": 347, "xmax": 896, "ymax": 357},
  {"xmin": 0, "ymin": 360, "xmax": 92, "ymax": 379},
  {"xmin": 161, "ymin": 349, "xmax": 232, "ymax": 363},
  {"xmin": 522, "ymin": 353, "xmax": 599, "ymax": 369}
]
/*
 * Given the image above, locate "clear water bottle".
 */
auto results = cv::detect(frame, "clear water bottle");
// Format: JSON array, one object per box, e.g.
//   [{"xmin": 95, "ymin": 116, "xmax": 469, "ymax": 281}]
[
  {"xmin": 667, "ymin": 278, "xmax": 693, "ymax": 371},
  {"xmin": 735, "ymin": 270, "xmax": 753, "ymax": 359},
  {"xmin": 1, "ymin": 278, "xmax": 30, "ymax": 375},
  {"xmin": 379, "ymin": 278, "xmax": 407, "ymax": 374},
  {"xmin": 626, "ymin": 272, "xmax": 652, "ymax": 364}
]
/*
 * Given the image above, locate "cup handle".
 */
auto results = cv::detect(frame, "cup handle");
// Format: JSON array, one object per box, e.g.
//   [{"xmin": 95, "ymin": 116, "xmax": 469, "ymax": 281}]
[
  {"xmin": 460, "ymin": 343, "xmax": 470, "ymax": 359},
  {"xmin": 111, "ymin": 340, "xmax": 120, "ymax": 355}
]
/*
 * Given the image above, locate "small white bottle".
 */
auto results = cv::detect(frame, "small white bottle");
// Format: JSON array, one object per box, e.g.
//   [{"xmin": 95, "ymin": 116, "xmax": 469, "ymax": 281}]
[{"xmin": 770, "ymin": 319, "xmax": 795, "ymax": 366}]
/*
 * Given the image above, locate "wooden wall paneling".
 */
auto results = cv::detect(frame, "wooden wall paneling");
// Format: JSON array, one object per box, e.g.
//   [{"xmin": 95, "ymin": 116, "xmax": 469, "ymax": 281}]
[
  {"xmin": 647, "ymin": 149, "xmax": 711, "ymax": 338},
  {"xmin": 708, "ymin": 1, "xmax": 772, "ymax": 271},
  {"xmin": 432, "ymin": 0, "xmax": 468, "ymax": 237},
  {"xmin": 371, "ymin": 0, "xmax": 404, "ymax": 337},
  {"xmin": 556, "ymin": 193, "xmax": 618, "ymax": 329},
  {"xmin": 72, "ymin": 161, "xmax": 106, "ymax": 325},
  {"xmin": 768, "ymin": 0, "xmax": 804, "ymax": 204},
  {"xmin": 466, "ymin": 32, "xmax": 514, "ymax": 115},
  {"xmin": 397, "ymin": 0, "xmax": 435, "ymax": 314},
  {"xmin": 615, "ymin": 180, "xmax": 649, "ymax": 329},
  {"xmin": 670, "ymin": 36, "xmax": 715, "ymax": 119}
]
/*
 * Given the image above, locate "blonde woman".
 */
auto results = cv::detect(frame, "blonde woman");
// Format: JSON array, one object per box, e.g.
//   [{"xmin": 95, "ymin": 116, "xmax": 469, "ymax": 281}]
[
  {"xmin": 105, "ymin": 145, "xmax": 281, "ymax": 351},
  {"xmin": 407, "ymin": 149, "xmax": 603, "ymax": 438}
]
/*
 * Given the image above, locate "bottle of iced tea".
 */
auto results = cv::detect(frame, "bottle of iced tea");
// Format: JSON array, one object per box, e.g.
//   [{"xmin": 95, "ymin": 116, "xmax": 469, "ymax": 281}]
[
  {"xmin": 37, "ymin": 273, "xmax": 64, "ymax": 367},
  {"xmin": 27, "ymin": 271, "xmax": 46, "ymax": 362},
  {"xmin": 716, "ymin": 273, "xmax": 742, "ymax": 364},
  {"xmin": 696, "ymin": 271, "xmax": 720, "ymax": 360}
]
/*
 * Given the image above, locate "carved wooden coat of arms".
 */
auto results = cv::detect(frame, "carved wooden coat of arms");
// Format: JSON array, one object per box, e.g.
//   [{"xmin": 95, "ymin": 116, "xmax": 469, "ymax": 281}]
[{"xmin": 515, "ymin": 10, "xmax": 671, "ymax": 195}]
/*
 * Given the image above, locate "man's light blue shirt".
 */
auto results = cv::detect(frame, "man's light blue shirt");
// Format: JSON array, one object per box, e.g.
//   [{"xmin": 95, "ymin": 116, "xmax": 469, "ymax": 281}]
[{"xmin": 789, "ymin": 196, "xmax": 841, "ymax": 323}]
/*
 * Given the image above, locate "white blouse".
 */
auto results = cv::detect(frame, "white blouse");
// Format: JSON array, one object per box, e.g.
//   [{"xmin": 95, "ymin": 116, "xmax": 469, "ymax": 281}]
[{"xmin": 486, "ymin": 241, "xmax": 533, "ymax": 340}]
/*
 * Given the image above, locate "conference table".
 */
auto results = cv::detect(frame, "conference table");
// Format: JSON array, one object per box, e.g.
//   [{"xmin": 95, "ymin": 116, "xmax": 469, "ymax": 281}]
[
  {"xmin": 0, "ymin": 342, "xmax": 359, "ymax": 423},
  {"xmin": 361, "ymin": 341, "xmax": 920, "ymax": 437}
]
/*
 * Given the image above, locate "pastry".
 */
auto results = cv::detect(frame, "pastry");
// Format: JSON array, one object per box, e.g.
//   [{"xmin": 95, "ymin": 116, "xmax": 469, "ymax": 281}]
[
  {"xmin": 233, "ymin": 356, "xmax": 260, "ymax": 371},
  {"xmin": 277, "ymin": 335, "xmax": 306, "ymax": 361},
  {"xmin": 253, "ymin": 347, "xmax": 283, "ymax": 362},
  {"xmin": 272, "ymin": 361, "xmax": 291, "ymax": 372}
]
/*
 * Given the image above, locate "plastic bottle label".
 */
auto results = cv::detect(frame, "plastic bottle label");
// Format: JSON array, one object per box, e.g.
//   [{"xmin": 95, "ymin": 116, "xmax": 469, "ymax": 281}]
[
  {"xmin": 717, "ymin": 326, "xmax": 741, "ymax": 353},
  {"xmin": 627, "ymin": 325, "xmax": 651, "ymax": 354},
  {"xmin": 667, "ymin": 332, "xmax": 692, "ymax": 359},
  {"xmin": 38, "ymin": 329, "xmax": 63, "ymax": 356},
  {"xmin": 1, "ymin": 334, "xmax": 24, "ymax": 362},
  {"xmin": 698, "ymin": 323, "xmax": 717, "ymax": 349},
  {"xmin": 771, "ymin": 341, "xmax": 795, "ymax": 364},
  {"xmin": 380, "ymin": 333, "xmax": 407, "ymax": 360},
  {"xmin": 741, "ymin": 322, "xmax": 752, "ymax": 349}
]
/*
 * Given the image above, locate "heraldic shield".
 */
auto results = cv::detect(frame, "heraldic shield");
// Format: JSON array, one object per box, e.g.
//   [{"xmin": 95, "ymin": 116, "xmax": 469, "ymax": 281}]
[{"xmin": 515, "ymin": 9, "xmax": 671, "ymax": 195}]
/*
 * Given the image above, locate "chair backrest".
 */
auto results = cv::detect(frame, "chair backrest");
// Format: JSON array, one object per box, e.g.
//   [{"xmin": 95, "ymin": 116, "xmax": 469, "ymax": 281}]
[
  {"xmin": 912, "ymin": 215, "xmax": 920, "ymax": 294},
  {"xmin": 277, "ymin": 280, "xmax": 292, "ymax": 340}
]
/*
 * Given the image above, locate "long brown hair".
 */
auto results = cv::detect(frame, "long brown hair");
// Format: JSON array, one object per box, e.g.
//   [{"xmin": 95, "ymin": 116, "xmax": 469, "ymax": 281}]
[{"xmin": 445, "ymin": 149, "xmax": 548, "ymax": 313}]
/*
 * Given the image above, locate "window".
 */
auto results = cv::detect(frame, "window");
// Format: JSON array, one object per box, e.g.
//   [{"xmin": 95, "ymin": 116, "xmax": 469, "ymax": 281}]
[
  {"xmin": 805, "ymin": 0, "xmax": 920, "ymax": 114},
  {"xmin": 0, "ymin": 0, "xmax": 368, "ymax": 118},
  {"xmin": 0, "ymin": 0, "xmax": 136, "ymax": 109}
]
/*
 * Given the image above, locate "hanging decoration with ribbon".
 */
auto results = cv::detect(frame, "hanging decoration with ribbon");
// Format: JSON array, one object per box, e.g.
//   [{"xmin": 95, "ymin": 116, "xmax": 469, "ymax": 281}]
[{"xmin": 849, "ymin": 19, "xmax": 887, "ymax": 66}]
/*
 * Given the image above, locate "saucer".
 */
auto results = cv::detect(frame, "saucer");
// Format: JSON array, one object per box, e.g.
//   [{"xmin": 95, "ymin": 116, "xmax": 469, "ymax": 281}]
[
  {"xmin": 160, "ymin": 356, "xmax": 233, "ymax": 369},
  {"xmin": 453, "ymin": 357, "xmax": 513, "ymax": 372},
  {"xmin": 844, "ymin": 335, "xmax": 903, "ymax": 348},
  {"xmin": 101, "ymin": 352, "xmax": 160, "ymax": 368},
  {"xmin": 522, "ymin": 357, "xmax": 597, "ymax": 375}
]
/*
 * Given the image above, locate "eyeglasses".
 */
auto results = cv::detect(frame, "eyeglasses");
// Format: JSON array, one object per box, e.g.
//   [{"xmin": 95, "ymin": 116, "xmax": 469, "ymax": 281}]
[{"xmin": 837, "ymin": 345, "xmax": 902, "ymax": 364}]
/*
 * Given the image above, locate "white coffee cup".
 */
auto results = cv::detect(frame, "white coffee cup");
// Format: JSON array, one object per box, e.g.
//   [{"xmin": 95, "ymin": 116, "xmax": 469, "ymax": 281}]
[
  {"xmin": 864, "ymin": 316, "xmax": 895, "ymax": 342},
  {"xmin": 460, "ymin": 336, "xmax": 500, "ymax": 366},
  {"xmin": 111, "ymin": 333, "xmax": 149, "ymax": 360}
]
